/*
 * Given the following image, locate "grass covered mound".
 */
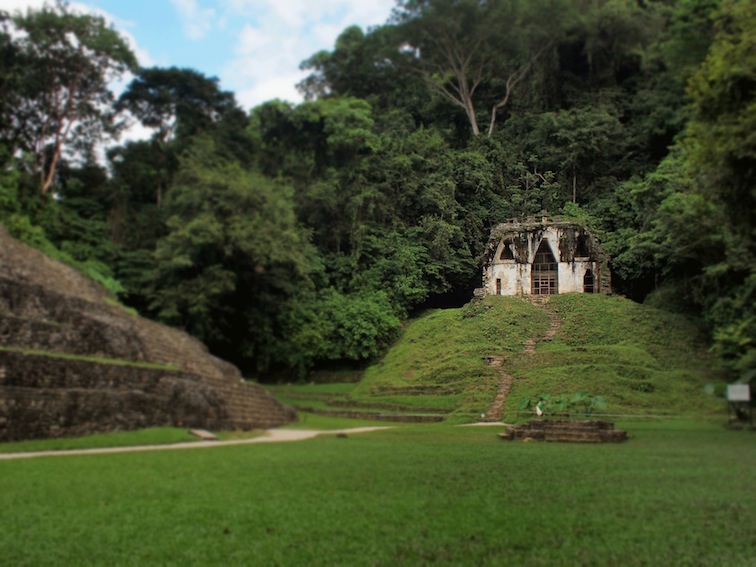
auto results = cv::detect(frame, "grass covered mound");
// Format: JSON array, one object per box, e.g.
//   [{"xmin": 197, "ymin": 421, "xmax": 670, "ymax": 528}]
[
  {"xmin": 270, "ymin": 294, "xmax": 724, "ymax": 420},
  {"xmin": 505, "ymin": 294, "xmax": 724, "ymax": 418},
  {"xmin": 349, "ymin": 296, "xmax": 549, "ymax": 415},
  {"xmin": 298, "ymin": 294, "xmax": 722, "ymax": 420}
]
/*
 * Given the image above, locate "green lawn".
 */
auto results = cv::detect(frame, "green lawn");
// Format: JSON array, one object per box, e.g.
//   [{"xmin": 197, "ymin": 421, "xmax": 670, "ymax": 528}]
[
  {"xmin": 1, "ymin": 420, "xmax": 753, "ymax": 566},
  {"xmin": 0, "ymin": 427, "xmax": 198, "ymax": 453}
]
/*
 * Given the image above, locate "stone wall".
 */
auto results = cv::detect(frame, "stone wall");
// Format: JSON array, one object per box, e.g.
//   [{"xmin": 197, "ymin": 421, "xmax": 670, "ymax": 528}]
[
  {"xmin": 0, "ymin": 227, "xmax": 296, "ymax": 441},
  {"xmin": 0, "ymin": 351, "xmax": 228, "ymax": 441},
  {"xmin": 479, "ymin": 219, "xmax": 611, "ymax": 296}
]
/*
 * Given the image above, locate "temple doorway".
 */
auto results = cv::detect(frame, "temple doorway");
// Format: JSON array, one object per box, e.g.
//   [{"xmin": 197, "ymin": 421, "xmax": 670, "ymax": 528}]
[
  {"xmin": 583, "ymin": 269, "xmax": 595, "ymax": 293},
  {"xmin": 531, "ymin": 240, "xmax": 558, "ymax": 295}
]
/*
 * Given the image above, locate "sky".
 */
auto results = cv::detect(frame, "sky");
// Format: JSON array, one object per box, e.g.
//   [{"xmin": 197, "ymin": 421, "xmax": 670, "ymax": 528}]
[{"xmin": 4, "ymin": 0, "xmax": 398, "ymax": 110}]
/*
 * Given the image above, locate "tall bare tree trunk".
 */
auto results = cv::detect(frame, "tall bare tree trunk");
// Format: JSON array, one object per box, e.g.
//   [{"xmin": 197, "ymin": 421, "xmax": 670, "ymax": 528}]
[
  {"xmin": 465, "ymin": 98, "xmax": 480, "ymax": 136},
  {"xmin": 41, "ymin": 148, "xmax": 61, "ymax": 194},
  {"xmin": 573, "ymin": 165, "xmax": 577, "ymax": 203}
]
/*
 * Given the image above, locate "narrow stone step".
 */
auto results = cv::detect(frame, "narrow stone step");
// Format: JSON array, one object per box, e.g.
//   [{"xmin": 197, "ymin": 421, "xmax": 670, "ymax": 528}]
[
  {"xmin": 189, "ymin": 429, "xmax": 218, "ymax": 441},
  {"xmin": 501, "ymin": 419, "xmax": 628, "ymax": 443},
  {"xmin": 484, "ymin": 372, "xmax": 513, "ymax": 421}
]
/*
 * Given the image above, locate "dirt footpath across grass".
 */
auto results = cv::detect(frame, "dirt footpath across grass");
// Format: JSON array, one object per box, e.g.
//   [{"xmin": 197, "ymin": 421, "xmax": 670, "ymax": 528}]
[{"xmin": 0, "ymin": 427, "xmax": 393, "ymax": 460}]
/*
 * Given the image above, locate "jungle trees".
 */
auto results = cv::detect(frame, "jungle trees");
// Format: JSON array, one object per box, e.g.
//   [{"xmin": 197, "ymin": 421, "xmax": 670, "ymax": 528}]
[
  {"xmin": 5, "ymin": 2, "xmax": 136, "ymax": 194},
  {"xmin": 391, "ymin": 0, "xmax": 573, "ymax": 136},
  {"xmin": 147, "ymin": 138, "xmax": 312, "ymax": 370}
]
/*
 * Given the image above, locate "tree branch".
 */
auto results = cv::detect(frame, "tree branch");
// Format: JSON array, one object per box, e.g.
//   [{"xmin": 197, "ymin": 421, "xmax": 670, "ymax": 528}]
[{"xmin": 487, "ymin": 39, "xmax": 553, "ymax": 137}]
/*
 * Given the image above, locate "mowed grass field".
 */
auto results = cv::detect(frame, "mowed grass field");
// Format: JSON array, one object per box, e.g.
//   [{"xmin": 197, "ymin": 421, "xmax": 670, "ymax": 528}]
[
  {"xmin": 1, "ymin": 419, "xmax": 754, "ymax": 566},
  {"xmin": 0, "ymin": 294, "xmax": 744, "ymax": 564}
]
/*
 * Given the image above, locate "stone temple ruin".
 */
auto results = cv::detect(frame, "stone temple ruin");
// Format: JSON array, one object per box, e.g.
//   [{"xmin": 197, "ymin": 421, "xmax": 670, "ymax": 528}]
[
  {"xmin": 0, "ymin": 227, "xmax": 296, "ymax": 442},
  {"xmin": 477, "ymin": 218, "xmax": 611, "ymax": 297}
]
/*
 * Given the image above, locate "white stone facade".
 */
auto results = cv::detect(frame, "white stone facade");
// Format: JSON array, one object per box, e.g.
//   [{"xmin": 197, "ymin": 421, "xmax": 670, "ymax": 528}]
[{"xmin": 479, "ymin": 220, "xmax": 610, "ymax": 297}]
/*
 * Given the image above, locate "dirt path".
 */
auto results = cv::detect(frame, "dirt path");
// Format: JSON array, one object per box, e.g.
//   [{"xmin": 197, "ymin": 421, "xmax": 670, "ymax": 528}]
[
  {"xmin": 482, "ymin": 358, "xmax": 514, "ymax": 422},
  {"xmin": 522, "ymin": 296, "xmax": 561, "ymax": 354},
  {"xmin": 0, "ymin": 427, "xmax": 393, "ymax": 461},
  {"xmin": 484, "ymin": 296, "xmax": 561, "ymax": 421}
]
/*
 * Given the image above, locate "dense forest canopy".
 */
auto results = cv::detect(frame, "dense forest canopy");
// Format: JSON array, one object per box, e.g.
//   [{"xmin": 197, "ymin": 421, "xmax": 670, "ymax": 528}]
[{"xmin": 0, "ymin": 0, "xmax": 753, "ymax": 380}]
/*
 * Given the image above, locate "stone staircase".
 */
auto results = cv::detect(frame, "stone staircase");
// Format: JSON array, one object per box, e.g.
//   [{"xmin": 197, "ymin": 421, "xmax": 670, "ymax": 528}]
[
  {"xmin": 128, "ymin": 316, "xmax": 295, "ymax": 430},
  {"xmin": 522, "ymin": 295, "xmax": 560, "ymax": 354},
  {"xmin": 483, "ymin": 296, "xmax": 562, "ymax": 421},
  {"xmin": 0, "ymin": 280, "xmax": 147, "ymax": 360},
  {"xmin": 499, "ymin": 419, "xmax": 628, "ymax": 443},
  {"xmin": 482, "ymin": 356, "xmax": 514, "ymax": 422}
]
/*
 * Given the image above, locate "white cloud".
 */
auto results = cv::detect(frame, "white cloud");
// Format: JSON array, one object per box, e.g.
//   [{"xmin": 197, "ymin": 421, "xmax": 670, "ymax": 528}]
[
  {"xmin": 218, "ymin": 0, "xmax": 395, "ymax": 109},
  {"xmin": 235, "ymin": 74, "xmax": 305, "ymax": 110},
  {"xmin": 311, "ymin": 21, "xmax": 345, "ymax": 45},
  {"xmin": 118, "ymin": 118, "xmax": 153, "ymax": 145},
  {"xmin": 224, "ymin": 27, "xmax": 305, "ymax": 107},
  {"xmin": 236, "ymin": 24, "xmax": 272, "ymax": 55},
  {"xmin": 1, "ymin": 0, "xmax": 47, "ymax": 14},
  {"xmin": 169, "ymin": 0, "xmax": 216, "ymax": 40},
  {"xmin": 221, "ymin": 0, "xmax": 394, "ymax": 26}
]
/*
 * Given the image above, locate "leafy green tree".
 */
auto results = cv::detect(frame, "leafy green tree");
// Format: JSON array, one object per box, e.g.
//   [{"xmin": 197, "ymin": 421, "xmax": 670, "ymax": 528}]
[
  {"xmin": 119, "ymin": 67, "xmax": 249, "ymax": 151},
  {"xmin": 684, "ymin": 0, "xmax": 755, "ymax": 244},
  {"xmin": 146, "ymin": 138, "xmax": 312, "ymax": 371},
  {"xmin": 250, "ymin": 96, "xmax": 377, "ymax": 180},
  {"xmin": 298, "ymin": 24, "xmax": 429, "ymax": 120},
  {"xmin": 528, "ymin": 105, "xmax": 626, "ymax": 203},
  {"xmin": 117, "ymin": 67, "xmax": 252, "ymax": 206},
  {"xmin": 250, "ymin": 96, "xmax": 476, "ymax": 315},
  {"xmin": 659, "ymin": 0, "xmax": 720, "ymax": 83},
  {"xmin": 619, "ymin": 0, "xmax": 720, "ymax": 164},
  {"xmin": 281, "ymin": 289, "xmax": 401, "ymax": 376},
  {"xmin": 682, "ymin": 0, "xmax": 756, "ymax": 375},
  {"xmin": 6, "ymin": 1, "xmax": 136, "ymax": 194},
  {"xmin": 299, "ymin": 26, "xmax": 389, "ymax": 102},
  {"xmin": 250, "ymin": 96, "xmax": 381, "ymax": 257},
  {"xmin": 0, "ymin": 12, "xmax": 23, "ymax": 151},
  {"xmin": 614, "ymin": 0, "xmax": 754, "ymax": 376},
  {"xmin": 107, "ymin": 141, "xmax": 172, "ymax": 245}
]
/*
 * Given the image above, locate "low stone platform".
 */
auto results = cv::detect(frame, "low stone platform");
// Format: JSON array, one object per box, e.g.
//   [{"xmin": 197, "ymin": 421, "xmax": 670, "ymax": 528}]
[{"xmin": 499, "ymin": 419, "xmax": 627, "ymax": 443}]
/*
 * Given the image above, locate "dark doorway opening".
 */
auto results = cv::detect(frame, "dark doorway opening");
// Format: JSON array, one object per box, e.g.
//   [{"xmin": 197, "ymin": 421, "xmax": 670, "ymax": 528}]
[
  {"xmin": 584, "ymin": 269, "xmax": 595, "ymax": 293},
  {"xmin": 531, "ymin": 240, "xmax": 558, "ymax": 295},
  {"xmin": 500, "ymin": 242, "xmax": 514, "ymax": 260},
  {"xmin": 576, "ymin": 234, "xmax": 590, "ymax": 257}
]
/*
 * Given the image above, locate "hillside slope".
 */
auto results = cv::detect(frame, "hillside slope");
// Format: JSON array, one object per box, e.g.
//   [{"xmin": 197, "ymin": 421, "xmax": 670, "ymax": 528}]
[
  {"xmin": 274, "ymin": 295, "xmax": 725, "ymax": 421},
  {"xmin": 504, "ymin": 294, "xmax": 725, "ymax": 418}
]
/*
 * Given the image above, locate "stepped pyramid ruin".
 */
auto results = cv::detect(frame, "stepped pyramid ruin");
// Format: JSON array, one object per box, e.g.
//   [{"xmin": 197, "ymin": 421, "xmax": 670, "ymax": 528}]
[{"xmin": 0, "ymin": 227, "xmax": 295, "ymax": 441}]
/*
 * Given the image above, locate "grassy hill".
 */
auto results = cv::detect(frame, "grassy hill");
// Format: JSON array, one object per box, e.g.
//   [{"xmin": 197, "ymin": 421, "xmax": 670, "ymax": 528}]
[
  {"xmin": 349, "ymin": 297, "xmax": 548, "ymax": 415},
  {"xmin": 504, "ymin": 294, "xmax": 724, "ymax": 418},
  {"xmin": 269, "ymin": 294, "xmax": 726, "ymax": 421}
]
